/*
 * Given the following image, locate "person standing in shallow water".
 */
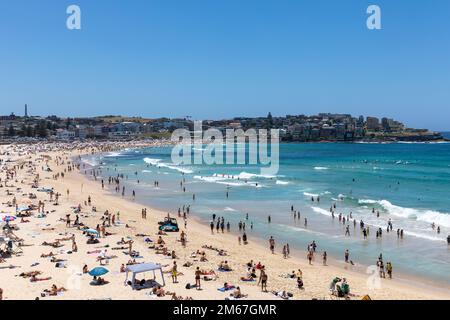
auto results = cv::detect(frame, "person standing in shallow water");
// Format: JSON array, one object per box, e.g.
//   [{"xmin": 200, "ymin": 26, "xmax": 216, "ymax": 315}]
[{"xmin": 386, "ymin": 262, "xmax": 393, "ymax": 279}]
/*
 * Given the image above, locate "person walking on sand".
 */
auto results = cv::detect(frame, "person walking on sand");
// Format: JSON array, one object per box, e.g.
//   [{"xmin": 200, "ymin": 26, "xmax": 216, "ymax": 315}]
[
  {"xmin": 171, "ymin": 261, "xmax": 178, "ymax": 283},
  {"xmin": 128, "ymin": 240, "xmax": 134, "ymax": 255},
  {"xmin": 258, "ymin": 267, "xmax": 268, "ymax": 292},
  {"xmin": 269, "ymin": 236, "xmax": 275, "ymax": 254},
  {"xmin": 307, "ymin": 250, "xmax": 313, "ymax": 265},
  {"xmin": 195, "ymin": 267, "xmax": 201, "ymax": 290},
  {"xmin": 344, "ymin": 249, "xmax": 350, "ymax": 263},
  {"xmin": 322, "ymin": 251, "xmax": 327, "ymax": 265}
]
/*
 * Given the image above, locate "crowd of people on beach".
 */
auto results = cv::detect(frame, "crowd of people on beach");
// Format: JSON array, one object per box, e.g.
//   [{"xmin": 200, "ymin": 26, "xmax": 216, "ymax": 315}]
[{"xmin": 1, "ymin": 141, "xmax": 448, "ymax": 301}]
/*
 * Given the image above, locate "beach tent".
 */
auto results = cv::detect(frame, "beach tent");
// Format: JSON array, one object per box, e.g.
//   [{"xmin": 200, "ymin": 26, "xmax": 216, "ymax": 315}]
[{"xmin": 124, "ymin": 262, "xmax": 165, "ymax": 289}]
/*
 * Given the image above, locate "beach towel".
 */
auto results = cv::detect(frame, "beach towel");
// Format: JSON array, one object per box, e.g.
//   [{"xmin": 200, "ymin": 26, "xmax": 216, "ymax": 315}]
[{"xmin": 218, "ymin": 285, "xmax": 235, "ymax": 292}]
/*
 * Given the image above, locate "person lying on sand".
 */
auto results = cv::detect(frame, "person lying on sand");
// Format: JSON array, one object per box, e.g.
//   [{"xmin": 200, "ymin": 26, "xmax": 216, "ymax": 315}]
[
  {"xmin": 40, "ymin": 252, "xmax": 55, "ymax": 258},
  {"xmin": 19, "ymin": 271, "xmax": 42, "ymax": 278},
  {"xmin": 151, "ymin": 285, "xmax": 165, "ymax": 297},
  {"xmin": 167, "ymin": 292, "xmax": 194, "ymax": 300},
  {"xmin": 135, "ymin": 233, "xmax": 150, "ymax": 237},
  {"xmin": 91, "ymin": 276, "xmax": 108, "ymax": 285},
  {"xmin": 56, "ymin": 235, "xmax": 75, "ymax": 242},
  {"xmin": 43, "ymin": 284, "xmax": 66, "ymax": 296},
  {"xmin": 86, "ymin": 236, "xmax": 100, "ymax": 244},
  {"xmin": 272, "ymin": 290, "xmax": 292, "ymax": 300},
  {"xmin": 30, "ymin": 274, "xmax": 52, "ymax": 282},
  {"xmin": 41, "ymin": 241, "xmax": 62, "ymax": 248},
  {"xmin": 112, "ymin": 246, "xmax": 128, "ymax": 250}
]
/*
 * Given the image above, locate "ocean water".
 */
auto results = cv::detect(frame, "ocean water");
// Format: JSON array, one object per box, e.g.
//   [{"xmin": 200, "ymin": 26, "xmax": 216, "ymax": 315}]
[{"xmin": 83, "ymin": 143, "xmax": 450, "ymax": 286}]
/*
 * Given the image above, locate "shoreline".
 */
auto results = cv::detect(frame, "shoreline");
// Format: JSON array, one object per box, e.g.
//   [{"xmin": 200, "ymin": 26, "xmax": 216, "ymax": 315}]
[
  {"xmin": 119, "ymin": 187, "xmax": 450, "ymax": 296},
  {"xmin": 78, "ymin": 147, "xmax": 450, "ymax": 298},
  {"xmin": 1, "ymin": 142, "xmax": 449, "ymax": 300},
  {"xmin": 85, "ymin": 145, "xmax": 450, "ymax": 289}
]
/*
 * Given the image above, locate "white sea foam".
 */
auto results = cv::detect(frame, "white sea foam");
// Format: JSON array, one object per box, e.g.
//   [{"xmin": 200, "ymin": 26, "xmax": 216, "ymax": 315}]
[
  {"xmin": 314, "ymin": 166, "xmax": 329, "ymax": 170},
  {"xmin": 311, "ymin": 206, "xmax": 333, "ymax": 217},
  {"xmin": 276, "ymin": 180, "xmax": 290, "ymax": 185},
  {"xmin": 104, "ymin": 152, "xmax": 123, "ymax": 158},
  {"xmin": 224, "ymin": 207, "xmax": 237, "ymax": 212},
  {"xmin": 193, "ymin": 175, "xmax": 261, "ymax": 187},
  {"xmin": 358, "ymin": 199, "xmax": 378, "ymax": 204},
  {"xmin": 143, "ymin": 157, "xmax": 162, "ymax": 165},
  {"xmin": 82, "ymin": 157, "xmax": 99, "ymax": 167},
  {"xmin": 143, "ymin": 157, "xmax": 193, "ymax": 174},
  {"xmin": 237, "ymin": 172, "xmax": 277, "ymax": 180},
  {"xmin": 358, "ymin": 199, "xmax": 450, "ymax": 228},
  {"xmin": 303, "ymin": 192, "xmax": 319, "ymax": 197}
]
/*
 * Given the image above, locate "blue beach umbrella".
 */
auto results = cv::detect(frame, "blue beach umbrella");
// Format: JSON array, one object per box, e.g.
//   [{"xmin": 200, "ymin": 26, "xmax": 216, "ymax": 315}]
[
  {"xmin": 85, "ymin": 229, "xmax": 99, "ymax": 235},
  {"xmin": 89, "ymin": 267, "xmax": 109, "ymax": 277}
]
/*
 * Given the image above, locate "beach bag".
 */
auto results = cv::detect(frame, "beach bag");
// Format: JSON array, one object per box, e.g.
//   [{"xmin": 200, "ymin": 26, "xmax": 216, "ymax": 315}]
[{"xmin": 185, "ymin": 283, "xmax": 191, "ymax": 289}]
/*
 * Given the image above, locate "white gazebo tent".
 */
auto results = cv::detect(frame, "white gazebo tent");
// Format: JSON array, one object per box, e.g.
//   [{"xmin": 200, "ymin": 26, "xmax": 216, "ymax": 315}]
[{"xmin": 124, "ymin": 262, "xmax": 165, "ymax": 289}]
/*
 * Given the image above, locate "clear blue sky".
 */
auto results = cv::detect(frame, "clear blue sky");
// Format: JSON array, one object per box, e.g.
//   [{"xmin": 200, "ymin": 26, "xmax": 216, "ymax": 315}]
[{"xmin": 1, "ymin": 0, "xmax": 449, "ymax": 130}]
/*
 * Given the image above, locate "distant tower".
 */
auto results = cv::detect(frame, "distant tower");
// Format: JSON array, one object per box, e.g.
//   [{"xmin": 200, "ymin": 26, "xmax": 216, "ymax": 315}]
[{"xmin": 25, "ymin": 104, "xmax": 28, "ymax": 117}]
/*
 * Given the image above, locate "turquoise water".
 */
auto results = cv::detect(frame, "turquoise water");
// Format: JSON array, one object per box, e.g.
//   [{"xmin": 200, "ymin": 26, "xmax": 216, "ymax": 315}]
[{"xmin": 83, "ymin": 143, "xmax": 450, "ymax": 286}]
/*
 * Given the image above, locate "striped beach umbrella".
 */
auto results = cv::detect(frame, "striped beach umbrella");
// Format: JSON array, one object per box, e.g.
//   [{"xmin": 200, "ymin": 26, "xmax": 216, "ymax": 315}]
[{"xmin": 0, "ymin": 214, "xmax": 16, "ymax": 222}]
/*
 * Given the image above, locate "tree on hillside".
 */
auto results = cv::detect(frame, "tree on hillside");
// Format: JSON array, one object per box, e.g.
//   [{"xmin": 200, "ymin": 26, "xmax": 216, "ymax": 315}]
[
  {"xmin": 8, "ymin": 124, "xmax": 16, "ymax": 137},
  {"xmin": 36, "ymin": 121, "xmax": 48, "ymax": 138}
]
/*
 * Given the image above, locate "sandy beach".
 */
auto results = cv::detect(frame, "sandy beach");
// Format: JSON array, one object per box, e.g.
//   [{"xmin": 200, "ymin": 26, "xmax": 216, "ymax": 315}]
[{"xmin": 1, "ymin": 141, "xmax": 449, "ymax": 300}]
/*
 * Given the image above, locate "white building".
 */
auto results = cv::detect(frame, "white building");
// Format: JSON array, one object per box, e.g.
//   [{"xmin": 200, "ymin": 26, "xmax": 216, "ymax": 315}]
[{"xmin": 56, "ymin": 129, "xmax": 76, "ymax": 140}]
